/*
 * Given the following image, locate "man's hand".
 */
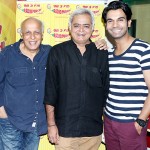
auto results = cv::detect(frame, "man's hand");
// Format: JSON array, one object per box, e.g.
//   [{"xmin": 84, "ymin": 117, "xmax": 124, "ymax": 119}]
[
  {"xmin": 0, "ymin": 106, "xmax": 8, "ymax": 118},
  {"xmin": 134, "ymin": 121, "xmax": 142, "ymax": 135},
  {"xmin": 95, "ymin": 37, "xmax": 108, "ymax": 50},
  {"xmin": 47, "ymin": 125, "xmax": 59, "ymax": 144}
]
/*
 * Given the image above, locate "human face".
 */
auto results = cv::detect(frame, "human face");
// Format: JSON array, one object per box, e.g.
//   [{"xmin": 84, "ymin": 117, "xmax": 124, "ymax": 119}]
[
  {"xmin": 21, "ymin": 19, "xmax": 43, "ymax": 52},
  {"xmin": 69, "ymin": 14, "xmax": 93, "ymax": 46},
  {"xmin": 105, "ymin": 9, "xmax": 131, "ymax": 40}
]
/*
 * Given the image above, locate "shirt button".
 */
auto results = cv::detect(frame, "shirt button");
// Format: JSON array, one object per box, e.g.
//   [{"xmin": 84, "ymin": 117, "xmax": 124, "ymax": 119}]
[
  {"xmin": 36, "ymin": 89, "xmax": 38, "ymax": 92},
  {"xmin": 36, "ymin": 112, "xmax": 38, "ymax": 115},
  {"xmin": 35, "ymin": 78, "xmax": 37, "ymax": 81},
  {"xmin": 36, "ymin": 101, "xmax": 38, "ymax": 103},
  {"xmin": 33, "ymin": 67, "xmax": 36, "ymax": 69}
]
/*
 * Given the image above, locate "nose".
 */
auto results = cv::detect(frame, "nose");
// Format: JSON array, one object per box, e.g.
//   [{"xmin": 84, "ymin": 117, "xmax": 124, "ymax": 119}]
[
  {"xmin": 78, "ymin": 25, "xmax": 84, "ymax": 32},
  {"xmin": 112, "ymin": 21, "xmax": 118, "ymax": 27},
  {"xmin": 30, "ymin": 33, "xmax": 36, "ymax": 39}
]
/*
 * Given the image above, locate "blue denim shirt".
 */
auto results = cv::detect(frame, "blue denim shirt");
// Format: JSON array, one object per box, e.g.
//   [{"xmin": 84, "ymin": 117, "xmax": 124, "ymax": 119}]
[{"xmin": 0, "ymin": 39, "xmax": 51, "ymax": 135}]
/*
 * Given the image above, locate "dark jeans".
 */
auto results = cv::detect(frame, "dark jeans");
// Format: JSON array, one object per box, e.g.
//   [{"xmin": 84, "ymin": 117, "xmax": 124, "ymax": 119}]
[
  {"xmin": 0, "ymin": 118, "xmax": 40, "ymax": 150},
  {"xmin": 104, "ymin": 115, "xmax": 147, "ymax": 150}
]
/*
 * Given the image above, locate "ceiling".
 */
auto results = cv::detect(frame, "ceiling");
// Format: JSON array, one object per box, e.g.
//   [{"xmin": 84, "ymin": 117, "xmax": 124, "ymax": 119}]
[{"xmin": 122, "ymin": 0, "xmax": 150, "ymax": 5}]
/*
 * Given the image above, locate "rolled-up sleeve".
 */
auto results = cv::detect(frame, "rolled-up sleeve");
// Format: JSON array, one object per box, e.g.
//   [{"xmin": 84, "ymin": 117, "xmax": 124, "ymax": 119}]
[{"xmin": 44, "ymin": 47, "xmax": 58, "ymax": 106}]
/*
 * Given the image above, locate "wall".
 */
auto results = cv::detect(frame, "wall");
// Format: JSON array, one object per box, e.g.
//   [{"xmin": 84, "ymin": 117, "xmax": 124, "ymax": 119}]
[{"xmin": 131, "ymin": 4, "xmax": 150, "ymax": 43}]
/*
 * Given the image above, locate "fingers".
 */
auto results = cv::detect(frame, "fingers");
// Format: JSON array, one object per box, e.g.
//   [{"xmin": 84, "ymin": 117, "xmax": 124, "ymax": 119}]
[
  {"xmin": 95, "ymin": 38, "xmax": 108, "ymax": 50},
  {"xmin": 96, "ymin": 44, "xmax": 108, "ymax": 50},
  {"xmin": 48, "ymin": 136, "xmax": 57, "ymax": 144},
  {"xmin": 48, "ymin": 134, "xmax": 59, "ymax": 144},
  {"xmin": 48, "ymin": 136, "xmax": 54, "ymax": 143},
  {"xmin": 134, "ymin": 121, "xmax": 142, "ymax": 135},
  {"xmin": 97, "ymin": 44, "xmax": 108, "ymax": 50},
  {"xmin": 47, "ymin": 125, "xmax": 59, "ymax": 144},
  {"xmin": 56, "ymin": 132, "xmax": 59, "ymax": 144}
]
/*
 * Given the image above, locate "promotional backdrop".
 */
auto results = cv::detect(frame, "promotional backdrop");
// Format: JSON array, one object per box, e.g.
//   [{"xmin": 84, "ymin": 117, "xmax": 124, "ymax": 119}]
[
  {"xmin": 16, "ymin": 1, "xmax": 105, "ymax": 46},
  {"xmin": 0, "ymin": 0, "xmax": 16, "ymax": 50}
]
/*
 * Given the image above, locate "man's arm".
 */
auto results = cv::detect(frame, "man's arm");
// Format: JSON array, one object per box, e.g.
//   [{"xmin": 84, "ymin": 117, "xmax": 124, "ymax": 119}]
[
  {"xmin": 44, "ymin": 47, "xmax": 59, "ymax": 144},
  {"xmin": 46, "ymin": 105, "xmax": 59, "ymax": 144},
  {"xmin": 135, "ymin": 70, "xmax": 150, "ymax": 134},
  {"xmin": 102, "ymin": 51, "xmax": 109, "ymax": 106},
  {"xmin": 0, "ymin": 52, "xmax": 8, "ymax": 118}
]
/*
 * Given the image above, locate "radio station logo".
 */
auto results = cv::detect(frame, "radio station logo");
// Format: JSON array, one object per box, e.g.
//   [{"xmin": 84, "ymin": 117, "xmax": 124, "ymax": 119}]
[
  {"xmin": 47, "ymin": 28, "xmax": 70, "ymax": 39},
  {"xmin": 76, "ymin": 5, "xmax": 102, "ymax": 16},
  {"xmin": 47, "ymin": 4, "xmax": 71, "ymax": 15},
  {"xmin": 17, "ymin": 3, "xmax": 43, "ymax": 14}
]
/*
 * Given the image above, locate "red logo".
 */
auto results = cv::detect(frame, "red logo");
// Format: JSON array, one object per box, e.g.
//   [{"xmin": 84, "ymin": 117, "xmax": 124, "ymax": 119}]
[{"xmin": 0, "ymin": 25, "xmax": 2, "ymax": 35}]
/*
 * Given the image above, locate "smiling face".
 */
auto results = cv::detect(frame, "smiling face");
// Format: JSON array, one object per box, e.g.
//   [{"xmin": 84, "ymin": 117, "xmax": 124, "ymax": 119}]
[
  {"xmin": 69, "ymin": 14, "xmax": 93, "ymax": 46},
  {"xmin": 20, "ymin": 18, "xmax": 43, "ymax": 53},
  {"xmin": 106, "ymin": 9, "xmax": 131, "ymax": 40}
]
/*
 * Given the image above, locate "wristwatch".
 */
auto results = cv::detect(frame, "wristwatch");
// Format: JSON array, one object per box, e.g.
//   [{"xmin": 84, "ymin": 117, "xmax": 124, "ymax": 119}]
[{"xmin": 136, "ymin": 118, "xmax": 147, "ymax": 127}]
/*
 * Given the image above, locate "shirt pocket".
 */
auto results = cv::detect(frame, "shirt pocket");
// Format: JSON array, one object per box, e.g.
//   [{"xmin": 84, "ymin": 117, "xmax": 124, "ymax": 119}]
[
  {"xmin": 39, "ymin": 65, "xmax": 47, "ymax": 83},
  {"xmin": 86, "ymin": 66, "xmax": 102, "ymax": 88},
  {"xmin": 7, "ymin": 67, "xmax": 33, "ymax": 86}
]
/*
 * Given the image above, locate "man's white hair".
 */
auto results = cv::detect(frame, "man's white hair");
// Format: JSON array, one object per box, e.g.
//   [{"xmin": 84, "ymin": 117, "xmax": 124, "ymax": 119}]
[{"xmin": 68, "ymin": 8, "xmax": 95, "ymax": 30}]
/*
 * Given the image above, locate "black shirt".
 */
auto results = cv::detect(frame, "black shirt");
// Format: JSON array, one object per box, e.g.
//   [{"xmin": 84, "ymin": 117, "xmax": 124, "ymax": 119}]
[{"xmin": 44, "ymin": 40, "xmax": 109, "ymax": 137}]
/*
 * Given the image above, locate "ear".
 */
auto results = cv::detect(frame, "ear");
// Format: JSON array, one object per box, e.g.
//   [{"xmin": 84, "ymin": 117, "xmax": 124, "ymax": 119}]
[
  {"xmin": 128, "ymin": 20, "xmax": 132, "ymax": 27},
  {"xmin": 20, "ymin": 33, "xmax": 23, "ymax": 39},
  {"xmin": 41, "ymin": 33, "xmax": 44, "ymax": 41},
  {"xmin": 68, "ymin": 25, "xmax": 71, "ymax": 35},
  {"xmin": 105, "ymin": 23, "xmax": 108, "ymax": 31},
  {"xmin": 68, "ymin": 24, "xmax": 71, "ymax": 31}
]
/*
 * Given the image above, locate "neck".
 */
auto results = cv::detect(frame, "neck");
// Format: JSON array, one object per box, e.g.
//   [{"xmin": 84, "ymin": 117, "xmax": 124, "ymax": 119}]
[
  {"xmin": 114, "ymin": 35, "xmax": 135, "ymax": 55},
  {"xmin": 20, "ymin": 42, "xmax": 39, "ymax": 61},
  {"xmin": 73, "ymin": 40, "xmax": 90, "ymax": 56}
]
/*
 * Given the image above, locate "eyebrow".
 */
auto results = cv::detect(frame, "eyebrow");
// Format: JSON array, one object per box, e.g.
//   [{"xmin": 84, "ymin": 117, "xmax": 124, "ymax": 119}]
[
  {"xmin": 73, "ymin": 23, "xmax": 91, "ymax": 26},
  {"xmin": 106, "ymin": 17, "xmax": 126, "ymax": 21}
]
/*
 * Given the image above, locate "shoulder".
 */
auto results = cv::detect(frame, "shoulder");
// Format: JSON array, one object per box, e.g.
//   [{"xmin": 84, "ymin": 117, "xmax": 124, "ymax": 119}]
[
  {"xmin": 89, "ymin": 42, "xmax": 108, "ymax": 60},
  {"xmin": 52, "ymin": 40, "xmax": 71, "ymax": 50},
  {"xmin": 49, "ymin": 40, "xmax": 72, "ymax": 56},
  {"xmin": 93, "ymin": 43, "xmax": 108, "ymax": 56},
  {"xmin": 134, "ymin": 39, "xmax": 150, "ymax": 49},
  {"xmin": 40, "ymin": 44, "xmax": 51, "ymax": 54},
  {"xmin": 0, "ymin": 42, "xmax": 17, "ymax": 56}
]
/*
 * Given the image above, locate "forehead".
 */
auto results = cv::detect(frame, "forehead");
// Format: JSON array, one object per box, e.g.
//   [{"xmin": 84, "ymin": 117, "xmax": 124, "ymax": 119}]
[
  {"xmin": 22, "ymin": 19, "xmax": 41, "ymax": 31},
  {"xmin": 72, "ymin": 14, "xmax": 92, "ymax": 24},
  {"xmin": 107, "ymin": 9, "xmax": 126, "ymax": 20}
]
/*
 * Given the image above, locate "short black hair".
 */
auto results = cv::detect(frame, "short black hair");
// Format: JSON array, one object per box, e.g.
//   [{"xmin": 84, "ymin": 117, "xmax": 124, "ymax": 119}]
[{"xmin": 102, "ymin": 1, "xmax": 132, "ymax": 23}]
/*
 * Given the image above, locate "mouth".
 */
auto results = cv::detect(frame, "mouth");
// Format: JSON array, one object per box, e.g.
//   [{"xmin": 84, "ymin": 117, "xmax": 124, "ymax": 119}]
[
  {"xmin": 29, "ymin": 41, "xmax": 37, "ymax": 45},
  {"xmin": 111, "ymin": 29, "xmax": 121, "ymax": 34},
  {"xmin": 77, "ymin": 33, "xmax": 85, "ymax": 37}
]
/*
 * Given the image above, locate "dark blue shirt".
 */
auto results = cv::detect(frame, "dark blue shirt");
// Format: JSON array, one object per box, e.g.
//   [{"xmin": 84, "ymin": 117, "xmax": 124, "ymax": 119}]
[{"xmin": 0, "ymin": 39, "xmax": 51, "ymax": 135}]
